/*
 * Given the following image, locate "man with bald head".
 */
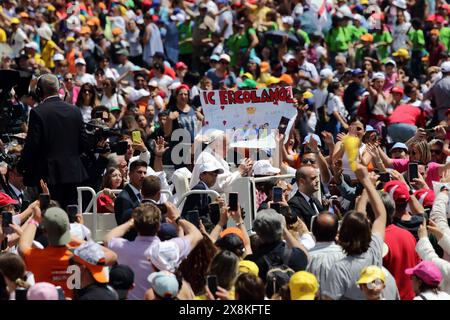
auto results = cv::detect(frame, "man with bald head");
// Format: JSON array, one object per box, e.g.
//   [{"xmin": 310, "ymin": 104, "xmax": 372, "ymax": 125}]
[
  {"xmin": 307, "ymin": 212, "xmax": 345, "ymax": 294},
  {"xmin": 18, "ymin": 73, "xmax": 88, "ymax": 208},
  {"xmin": 288, "ymin": 166, "xmax": 323, "ymax": 228}
]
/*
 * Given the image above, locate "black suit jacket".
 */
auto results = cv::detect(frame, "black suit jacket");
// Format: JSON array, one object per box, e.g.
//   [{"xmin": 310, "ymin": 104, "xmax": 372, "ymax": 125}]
[
  {"xmin": 18, "ymin": 97, "xmax": 88, "ymax": 187},
  {"xmin": 114, "ymin": 184, "xmax": 141, "ymax": 225},
  {"xmin": 181, "ymin": 182, "xmax": 210, "ymax": 218},
  {"xmin": 288, "ymin": 191, "xmax": 323, "ymax": 229}
]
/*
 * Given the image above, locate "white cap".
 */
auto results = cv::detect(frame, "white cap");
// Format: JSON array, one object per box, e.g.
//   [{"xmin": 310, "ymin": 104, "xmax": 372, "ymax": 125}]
[
  {"xmin": 320, "ymin": 68, "xmax": 333, "ymax": 79},
  {"xmin": 392, "ymin": 0, "xmax": 407, "ymax": 9},
  {"xmin": 353, "ymin": 14, "xmax": 363, "ymax": 22},
  {"xmin": 219, "ymin": 53, "xmax": 230, "ymax": 63},
  {"xmin": 170, "ymin": 13, "xmax": 186, "ymax": 23},
  {"xmin": 282, "ymin": 16, "xmax": 294, "ymax": 25},
  {"xmin": 37, "ymin": 27, "xmax": 52, "ymax": 40},
  {"xmin": 128, "ymin": 88, "xmax": 150, "ymax": 102},
  {"xmin": 372, "ymin": 72, "xmax": 385, "ymax": 80},
  {"xmin": 75, "ymin": 57, "xmax": 86, "ymax": 65},
  {"xmin": 283, "ymin": 53, "xmax": 296, "ymax": 63},
  {"xmin": 53, "ymin": 53, "xmax": 65, "ymax": 62},
  {"xmin": 200, "ymin": 128, "xmax": 225, "ymax": 145},
  {"xmin": 390, "ymin": 142, "xmax": 408, "ymax": 152},
  {"xmin": 252, "ymin": 160, "xmax": 281, "ymax": 176},
  {"xmin": 25, "ymin": 42, "xmax": 39, "ymax": 51},
  {"xmin": 441, "ymin": 61, "xmax": 450, "ymax": 73},
  {"xmin": 148, "ymin": 79, "xmax": 158, "ymax": 87},
  {"xmin": 198, "ymin": 162, "xmax": 224, "ymax": 174},
  {"xmin": 385, "ymin": 59, "xmax": 397, "ymax": 67}
]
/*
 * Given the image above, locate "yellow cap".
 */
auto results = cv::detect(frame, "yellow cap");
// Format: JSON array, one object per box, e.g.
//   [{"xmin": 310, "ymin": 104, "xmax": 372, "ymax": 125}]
[
  {"xmin": 79, "ymin": 14, "xmax": 86, "ymax": 23},
  {"xmin": 356, "ymin": 266, "xmax": 385, "ymax": 285},
  {"xmin": 10, "ymin": 18, "xmax": 20, "ymax": 24},
  {"xmin": 66, "ymin": 36, "xmax": 76, "ymax": 42},
  {"xmin": 47, "ymin": 4, "xmax": 56, "ymax": 11},
  {"xmin": 289, "ymin": 271, "xmax": 319, "ymax": 300},
  {"xmin": 360, "ymin": 0, "xmax": 369, "ymax": 4},
  {"xmin": 303, "ymin": 90, "xmax": 314, "ymax": 99},
  {"xmin": 242, "ymin": 72, "xmax": 254, "ymax": 80},
  {"xmin": 266, "ymin": 76, "xmax": 280, "ymax": 85},
  {"xmin": 238, "ymin": 260, "xmax": 259, "ymax": 277},
  {"xmin": 392, "ymin": 48, "xmax": 410, "ymax": 59}
]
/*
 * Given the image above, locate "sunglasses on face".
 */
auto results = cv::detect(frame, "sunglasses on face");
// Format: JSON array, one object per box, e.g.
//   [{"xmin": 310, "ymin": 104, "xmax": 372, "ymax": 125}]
[
  {"xmin": 64, "ymin": 77, "xmax": 73, "ymax": 81},
  {"xmin": 302, "ymin": 158, "xmax": 316, "ymax": 164}
]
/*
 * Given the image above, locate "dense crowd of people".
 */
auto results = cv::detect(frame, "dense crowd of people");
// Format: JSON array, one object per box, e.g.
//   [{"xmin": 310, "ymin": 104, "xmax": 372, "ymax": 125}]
[{"xmin": 0, "ymin": 0, "xmax": 449, "ymax": 301}]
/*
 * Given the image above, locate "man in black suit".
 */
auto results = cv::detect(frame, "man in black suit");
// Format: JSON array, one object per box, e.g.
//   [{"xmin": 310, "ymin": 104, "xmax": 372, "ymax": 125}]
[
  {"xmin": 18, "ymin": 74, "xmax": 89, "ymax": 209},
  {"xmin": 288, "ymin": 166, "xmax": 323, "ymax": 229},
  {"xmin": 182, "ymin": 163, "xmax": 224, "ymax": 218},
  {"xmin": 114, "ymin": 160, "xmax": 147, "ymax": 225}
]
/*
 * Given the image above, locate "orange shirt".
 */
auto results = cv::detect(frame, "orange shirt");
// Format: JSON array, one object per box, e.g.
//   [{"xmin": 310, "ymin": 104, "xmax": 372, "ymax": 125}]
[
  {"xmin": 66, "ymin": 48, "xmax": 79, "ymax": 74},
  {"xmin": 22, "ymin": 242, "xmax": 80, "ymax": 298}
]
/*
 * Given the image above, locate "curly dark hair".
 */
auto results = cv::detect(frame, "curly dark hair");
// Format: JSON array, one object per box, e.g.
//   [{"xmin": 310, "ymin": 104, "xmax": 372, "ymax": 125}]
[{"xmin": 178, "ymin": 235, "xmax": 217, "ymax": 295}]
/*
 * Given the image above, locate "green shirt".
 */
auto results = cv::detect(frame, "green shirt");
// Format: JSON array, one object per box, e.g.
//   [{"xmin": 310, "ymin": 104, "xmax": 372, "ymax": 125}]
[
  {"xmin": 226, "ymin": 28, "xmax": 256, "ymax": 65},
  {"xmin": 408, "ymin": 28, "xmax": 425, "ymax": 52},
  {"xmin": 439, "ymin": 27, "xmax": 450, "ymax": 51},
  {"xmin": 295, "ymin": 29, "xmax": 311, "ymax": 46},
  {"xmin": 373, "ymin": 30, "xmax": 393, "ymax": 61},
  {"xmin": 178, "ymin": 21, "xmax": 193, "ymax": 55},
  {"xmin": 325, "ymin": 27, "xmax": 350, "ymax": 53},
  {"xmin": 350, "ymin": 26, "xmax": 368, "ymax": 43}
]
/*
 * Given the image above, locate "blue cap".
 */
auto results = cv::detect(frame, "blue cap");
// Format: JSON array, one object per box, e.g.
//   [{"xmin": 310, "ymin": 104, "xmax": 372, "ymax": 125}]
[
  {"xmin": 365, "ymin": 125, "xmax": 376, "ymax": 133},
  {"xmin": 352, "ymin": 68, "xmax": 364, "ymax": 76},
  {"xmin": 210, "ymin": 54, "xmax": 220, "ymax": 62},
  {"xmin": 302, "ymin": 134, "xmax": 322, "ymax": 147},
  {"xmin": 249, "ymin": 56, "xmax": 261, "ymax": 65},
  {"xmin": 390, "ymin": 142, "xmax": 408, "ymax": 152},
  {"xmin": 158, "ymin": 223, "xmax": 178, "ymax": 241}
]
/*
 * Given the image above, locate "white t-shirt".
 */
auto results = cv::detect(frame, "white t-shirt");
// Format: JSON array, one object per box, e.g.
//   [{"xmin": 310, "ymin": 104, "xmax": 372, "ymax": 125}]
[
  {"xmin": 101, "ymin": 93, "xmax": 125, "ymax": 110},
  {"xmin": 76, "ymin": 73, "xmax": 96, "ymax": 85},
  {"xmin": 414, "ymin": 290, "xmax": 450, "ymax": 300},
  {"xmin": 150, "ymin": 75, "xmax": 173, "ymax": 95},
  {"xmin": 11, "ymin": 28, "xmax": 28, "ymax": 58},
  {"xmin": 70, "ymin": 223, "xmax": 92, "ymax": 241},
  {"xmin": 327, "ymin": 94, "xmax": 348, "ymax": 118}
]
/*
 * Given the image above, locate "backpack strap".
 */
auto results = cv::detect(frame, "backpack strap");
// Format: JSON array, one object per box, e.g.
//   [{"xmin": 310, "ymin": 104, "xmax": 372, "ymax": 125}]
[{"xmin": 418, "ymin": 294, "xmax": 427, "ymax": 300}]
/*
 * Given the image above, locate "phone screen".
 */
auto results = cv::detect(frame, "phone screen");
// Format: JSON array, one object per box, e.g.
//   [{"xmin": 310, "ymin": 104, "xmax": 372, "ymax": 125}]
[
  {"xmin": 39, "ymin": 193, "xmax": 50, "ymax": 211},
  {"xmin": 186, "ymin": 210, "xmax": 200, "ymax": 229},
  {"xmin": 272, "ymin": 187, "xmax": 283, "ymax": 203},
  {"xmin": 379, "ymin": 172, "xmax": 390, "ymax": 183},
  {"xmin": 207, "ymin": 275, "xmax": 218, "ymax": 297},
  {"xmin": 66, "ymin": 205, "xmax": 78, "ymax": 222},
  {"xmin": 228, "ymin": 193, "xmax": 238, "ymax": 212},
  {"xmin": 132, "ymin": 130, "xmax": 142, "ymax": 143},
  {"xmin": 408, "ymin": 163, "xmax": 419, "ymax": 182},
  {"xmin": 208, "ymin": 203, "xmax": 221, "ymax": 226},
  {"xmin": 277, "ymin": 116, "xmax": 290, "ymax": 135},
  {"xmin": 2, "ymin": 211, "xmax": 12, "ymax": 227},
  {"xmin": 15, "ymin": 288, "xmax": 28, "ymax": 300}
]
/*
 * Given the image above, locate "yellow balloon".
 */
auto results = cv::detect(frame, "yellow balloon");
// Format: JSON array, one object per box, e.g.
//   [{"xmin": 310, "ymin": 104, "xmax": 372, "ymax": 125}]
[{"xmin": 343, "ymin": 135, "xmax": 360, "ymax": 172}]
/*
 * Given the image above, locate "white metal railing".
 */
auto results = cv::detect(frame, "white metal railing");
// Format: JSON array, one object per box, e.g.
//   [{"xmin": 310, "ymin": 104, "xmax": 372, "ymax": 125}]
[
  {"xmin": 176, "ymin": 189, "xmax": 221, "ymax": 209},
  {"xmin": 252, "ymin": 174, "xmax": 295, "ymax": 183},
  {"xmin": 77, "ymin": 187, "xmax": 173, "ymax": 241}
]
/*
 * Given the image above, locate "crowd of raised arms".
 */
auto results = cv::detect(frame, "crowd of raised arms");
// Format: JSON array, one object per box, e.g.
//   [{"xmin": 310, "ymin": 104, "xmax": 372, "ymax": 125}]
[{"xmin": 0, "ymin": 0, "xmax": 449, "ymax": 301}]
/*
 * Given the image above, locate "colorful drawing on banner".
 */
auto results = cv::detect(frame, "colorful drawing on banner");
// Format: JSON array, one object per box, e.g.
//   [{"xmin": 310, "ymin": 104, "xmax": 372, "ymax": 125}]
[{"xmin": 200, "ymin": 87, "xmax": 297, "ymax": 148}]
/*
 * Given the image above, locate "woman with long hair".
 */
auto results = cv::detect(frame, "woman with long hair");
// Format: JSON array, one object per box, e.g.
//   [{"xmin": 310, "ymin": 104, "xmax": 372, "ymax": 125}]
[
  {"xmin": 97, "ymin": 167, "xmax": 124, "ymax": 213},
  {"xmin": 100, "ymin": 78, "xmax": 126, "ymax": 111},
  {"xmin": 178, "ymin": 235, "xmax": 218, "ymax": 296},
  {"xmin": 75, "ymin": 82, "xmax": 99, "ymax": 123},
  {"xmin": 62, "ymin": 72, "xmax": 80, "ymax": 105}
]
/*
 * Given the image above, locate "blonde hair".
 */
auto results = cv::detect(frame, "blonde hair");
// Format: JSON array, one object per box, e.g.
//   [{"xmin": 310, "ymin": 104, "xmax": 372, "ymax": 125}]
[{"xmin": 408, "ymin": 139, "xmax": 431, "ymax": 164}]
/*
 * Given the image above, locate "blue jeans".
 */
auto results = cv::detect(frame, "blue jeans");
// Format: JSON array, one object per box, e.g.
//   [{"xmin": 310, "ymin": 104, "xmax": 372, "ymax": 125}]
[{"xmin": 387, "ymin": 123, "xmax": 417, "ymax": 143}]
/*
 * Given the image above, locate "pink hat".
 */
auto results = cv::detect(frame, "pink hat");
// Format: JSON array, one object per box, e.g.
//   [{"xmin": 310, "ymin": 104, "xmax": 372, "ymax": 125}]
[
  {"xmin": 26, "ymin": 282, "xmax": 59, "ymax": 300},
  {"xmin": 405, "ymin": 261, "xmax": 442, "ymax": 286}
]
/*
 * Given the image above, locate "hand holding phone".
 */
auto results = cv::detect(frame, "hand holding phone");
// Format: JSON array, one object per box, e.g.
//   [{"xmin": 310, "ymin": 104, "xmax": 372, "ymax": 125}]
[
  {"xmin": 228, "ymin": 193, "xmax": 238, "ymax": 212},
  {"xmin": 206, "ymin": 275, "xmax": 218, "ymax": 297},
  {"xmin": 1, "ymin": 211, "xmax": 13, "ymax": 234},
  {"xmin": 408, "ymin": 163, "xmax": 419, "ymax": 182},
  {"xmin": 132, "ymin": 130, "xmax": 142, "ymax": 144},
  {"xmin": 39, "ymin": 193, "xmax": 50, "ymax": 211},
  {"xmin": 186, "ymin": 210, "xmax": 200, "ymax": 229},
  {"xmin": 272, "ymin": 187, "xmax": 283, "ymax": 203}
]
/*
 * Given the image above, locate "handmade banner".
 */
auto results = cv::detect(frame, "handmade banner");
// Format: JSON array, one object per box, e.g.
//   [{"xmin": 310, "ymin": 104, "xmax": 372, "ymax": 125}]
[{"xmin": 200, "ymin": 87, "xmax": 297, "ymax": 148}]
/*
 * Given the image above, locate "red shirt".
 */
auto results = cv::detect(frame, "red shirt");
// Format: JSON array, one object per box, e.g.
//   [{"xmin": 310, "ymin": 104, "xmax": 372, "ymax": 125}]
[
  {"xmin": 383, "ymin": 224, "xmax": 421, "ymax": 300},
  {"xmin": 388, "ymin": 104, "xmax": 426, "ymax": 127},
  {"xmin": 148, "ymin": 65, "xmax": 176, "ymax": 80}
]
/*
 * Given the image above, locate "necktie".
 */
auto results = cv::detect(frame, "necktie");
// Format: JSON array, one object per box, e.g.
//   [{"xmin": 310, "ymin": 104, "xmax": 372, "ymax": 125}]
[
  {"xmin": 309, "ymin": 198, "xmax": 318, "ymax": 214},
  {"xmin": 137, "ymin": 193, "xmax": 142, "ymax": 202}
]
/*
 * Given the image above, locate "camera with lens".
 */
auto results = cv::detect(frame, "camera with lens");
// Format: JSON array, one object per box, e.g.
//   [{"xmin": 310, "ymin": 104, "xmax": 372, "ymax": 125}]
[{"xmin": 85, "ymin": 120, "xmax": 128, "ymax": 156}]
